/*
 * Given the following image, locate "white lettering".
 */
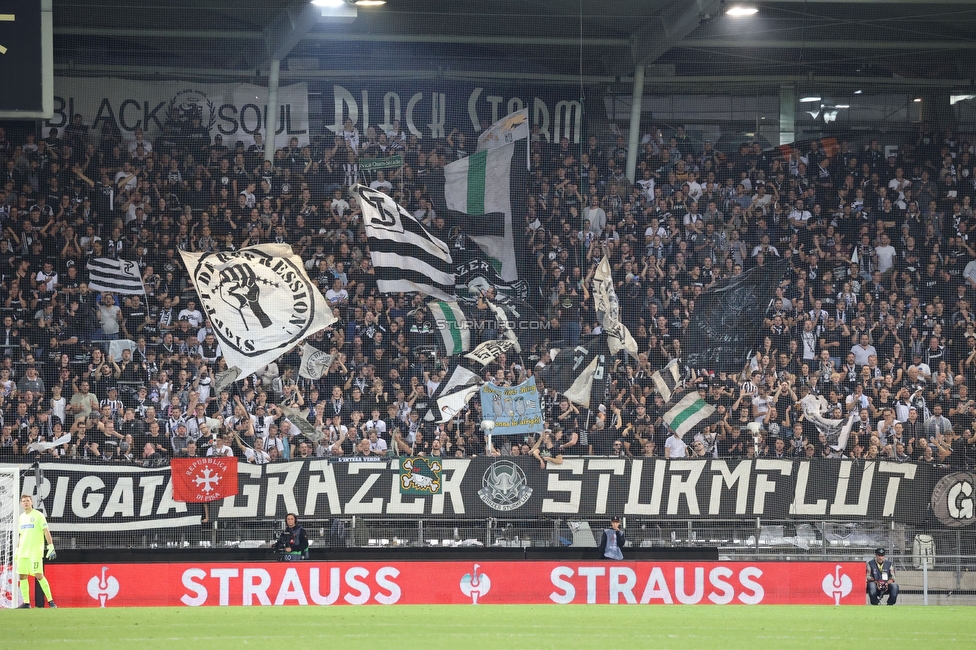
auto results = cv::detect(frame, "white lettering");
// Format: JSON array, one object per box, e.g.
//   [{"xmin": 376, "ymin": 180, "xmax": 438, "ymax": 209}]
[
  {"xmin": 708, "ymin": 567, "xmax": 734, "ymax": 604},
  {"xmin": 180, "ymin": 569, "xmax": 208, "ymax": 606},
  {"xmin": 667, "ymin": 461, "xmax": 705, "ymax": 515},
  {"xmin": 344, "ymin": 567, "xmax": 371, "ymax": 605},
  {"xmin": 709, "ymin": 460, "xmax": 752, "ymax": 515},
  {"xmin": 549, "ymin": 566, "xmax": 576, "ymax": 604},
  {"xmin": 674, "ymin": 567, "xmax": 704, "ymax": 604},
  {"xmin": 211, "ymin": 568, "xmax": 238, "ymax": 606},
  {"xmin": 374, "ymin": 567, "xmax": 401, "ymax": 604},
  {"xmin": 638, "ymin": 567, "xmax": 673, "ymax": 604},
  {"xmin": 71, "ymin": 476, "xmax": 105, "ymax": 518},
  {"xmin": 309, "ymin": 567, "xmax": 341, "ymax": 605},
  {"xmin": 274, "ymin": 568, "xmax": 309, "ymax": 606},
  {"xmin": 542, "ymin": 459, "xmax": 583, "ymax": 513},
  {"xmin": 737, "ymin": 567, "xmax": 765, "ymax": 604},
  {"xmin": 609, "ymin": 567, "xmax": 637, "ymax": 604},
  {"xmin": 242, "ymin": 568, "xmax": 272, "ymax": 606},
  {"xmin": 578, "ymin": 566, "xmax": 605, "ymax": 604}
]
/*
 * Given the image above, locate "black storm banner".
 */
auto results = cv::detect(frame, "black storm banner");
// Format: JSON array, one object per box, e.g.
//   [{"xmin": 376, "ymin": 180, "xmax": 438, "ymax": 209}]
[{"xmin": 13, "ymin": 458, "xmax": 954, "ymax": 531}]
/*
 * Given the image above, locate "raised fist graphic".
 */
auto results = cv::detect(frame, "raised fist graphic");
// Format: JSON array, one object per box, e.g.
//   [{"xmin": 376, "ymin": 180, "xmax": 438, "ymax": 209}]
[{"xmin": 218, "ymin": 263, "xmax": 273, "ymax": 330}]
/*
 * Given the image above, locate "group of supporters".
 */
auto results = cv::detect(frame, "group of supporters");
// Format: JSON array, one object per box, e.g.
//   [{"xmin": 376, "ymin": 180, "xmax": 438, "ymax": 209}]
[{"xmin": 1, "ymin": 113, "xmax": 976, "ymax": 469}]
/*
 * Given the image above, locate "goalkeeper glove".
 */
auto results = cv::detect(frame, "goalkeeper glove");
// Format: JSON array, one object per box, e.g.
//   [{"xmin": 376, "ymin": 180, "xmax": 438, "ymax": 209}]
[{"xmin": 46, "ymin": 546, "xmax": 57, "ymax": 561}]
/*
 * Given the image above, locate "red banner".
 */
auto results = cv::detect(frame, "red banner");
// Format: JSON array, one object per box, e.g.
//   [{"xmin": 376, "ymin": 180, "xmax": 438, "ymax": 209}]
[
  {"xmin": 45, "ymin": 561, "xmax": 865, "ymax": 607},
  {"xmin": 170, "ymin": 458, "xmax": 238, "ymax": 503}
]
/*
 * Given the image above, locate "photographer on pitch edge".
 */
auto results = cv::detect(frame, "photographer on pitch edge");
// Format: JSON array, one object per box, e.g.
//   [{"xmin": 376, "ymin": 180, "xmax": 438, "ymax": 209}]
[
  {"xmin": 273, "ymin": 513, "xmax": 309, "ymax": 561},
  {"xmin": 866, "ymin": 547, "xmax": 899, "ymax": 605}
]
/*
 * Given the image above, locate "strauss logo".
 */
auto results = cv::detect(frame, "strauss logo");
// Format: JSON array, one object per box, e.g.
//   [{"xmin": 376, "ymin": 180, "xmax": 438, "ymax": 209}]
[
  {"xmin": 821, "ymin": 565, "xmax": 853, "ymax": 605},
  {"xmin": 459, "ymin": 564, "xmax": 491, "ymax": 604},
  {"xmin": 87, "ymin": 566, "xmax": 120, "ymax": 607}
]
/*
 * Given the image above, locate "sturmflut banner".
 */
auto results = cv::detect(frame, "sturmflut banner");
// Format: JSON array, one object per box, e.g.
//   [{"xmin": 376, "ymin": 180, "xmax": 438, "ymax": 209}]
[
  {"xmin": 11, "ymin": 458, "xmax": 948, "ymax": 530},
  {"xmin": 44, "ymin": 77, "xmax": 310, "ymax": 148}
]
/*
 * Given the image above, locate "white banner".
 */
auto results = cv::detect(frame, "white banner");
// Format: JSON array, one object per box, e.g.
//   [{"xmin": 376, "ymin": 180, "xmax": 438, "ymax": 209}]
[{"xmin": 45, "ymin": 78, "xmax": 310, "ymax": 148}]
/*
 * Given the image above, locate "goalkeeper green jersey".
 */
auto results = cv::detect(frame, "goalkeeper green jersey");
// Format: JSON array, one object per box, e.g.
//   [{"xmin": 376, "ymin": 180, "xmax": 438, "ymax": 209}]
[{"xmin": 17, "ymin": 509, "xmax": 48, "ymax": 559}]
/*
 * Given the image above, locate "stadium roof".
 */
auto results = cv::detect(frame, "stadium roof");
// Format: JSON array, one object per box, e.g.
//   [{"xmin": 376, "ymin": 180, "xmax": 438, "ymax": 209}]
[{"xmin": 51, "ymin": 0, "xmax": 976, "ymax": 90}]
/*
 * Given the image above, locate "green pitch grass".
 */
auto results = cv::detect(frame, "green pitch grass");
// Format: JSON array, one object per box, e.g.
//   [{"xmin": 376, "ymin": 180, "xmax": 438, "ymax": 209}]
[{"xmin": 3, "ymin": 605, "xmax": 974, "ymax": 649}]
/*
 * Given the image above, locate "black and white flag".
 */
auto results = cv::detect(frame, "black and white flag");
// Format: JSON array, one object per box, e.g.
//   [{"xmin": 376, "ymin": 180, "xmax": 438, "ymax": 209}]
[
  {"xmin": 180, "ymin": 244, "xmax": 336, "ymax": 384},
  {"xmin": 465, "ymin": 339, "xmax": 519, "ymax": 366},
  {"xmin": 592, "ymin": 256, "xmax": 638, "ymax": 358},
  {"xmin": 87, "ymin": 257, "xmax": 146, "ymax": 295},
  {"xmin": 651, "ymin": 360, "xmax": 682, "ymax": 402},
  {"xmin": 425, "ymin": 361, "xmax": 482, "ymax": 421},
  {"xmin": 798, "ymin": 395, "xmax": 858, "ymax": 452},
  {"xmin": 354, "ymin": 184, "xmax": 455, "ymax": 301},
  {"xmin": 299, "ymin": 343, "xmax": 334, "ymax": 380},
  {"xmin": 537, "ymin": 334, "xmax": 609, "ymax": 409}
]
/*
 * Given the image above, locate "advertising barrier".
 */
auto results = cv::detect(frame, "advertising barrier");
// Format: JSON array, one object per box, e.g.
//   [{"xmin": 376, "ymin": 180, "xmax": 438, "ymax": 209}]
[{"xmin": 45, "ymin": 561, "xmax": 865, "ymax": 607}]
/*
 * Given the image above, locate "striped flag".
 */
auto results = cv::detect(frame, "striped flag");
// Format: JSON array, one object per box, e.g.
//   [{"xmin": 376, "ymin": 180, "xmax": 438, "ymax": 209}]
[
  {"xmin": 354, "ymin": 185, "xmax": 455, "ymax": 301},
  {"xmin": 592, "ymin": 256, "xmax": 639, "ymax": 358},
  {"xmin": 444, "ymin": 142, "xmax": 518, "ymax": 282},
  {"xmin": 662, "ymin": 387, "xmax": 718, "ymax": 438},
  {"xmin": 651, "ymin": 360, "xmax": 682, "ymax": 402},
  {"xmin": 428, "ymin": 300, "xmax": 474, "ymax": 356},
  {"xmin": 86, "ymin": 257, "xmax": 145, "ymax": 295},
  {"xmin": 425, "ymin": 360, "xmax": 482, "ymax": 422}
]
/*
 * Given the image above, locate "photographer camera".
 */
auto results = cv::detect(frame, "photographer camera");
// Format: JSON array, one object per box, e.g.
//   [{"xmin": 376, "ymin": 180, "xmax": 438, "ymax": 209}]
[
  {"xmin": 272, "ymin": 513, "xmax": 309, "ymax": 561},
  {"xmin": 866, "ymin": 547, "xmax": 899, "ymax": 605}
]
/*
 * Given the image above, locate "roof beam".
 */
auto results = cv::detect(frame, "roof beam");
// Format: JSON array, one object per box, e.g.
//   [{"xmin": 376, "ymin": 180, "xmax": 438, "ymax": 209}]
[
  {"xmin": 681, "ymin": 38, "xmax": 976, "ymax": 50},
  {"xmin": 627, "ymin": 0, "xmax": 723, "ymax": 73},
  {"xmin": 253, "ymin": 0, "xmax": 323, "ymax": 66},
  {"xmin": 53, "ymin": 27, "xmax": 628, "ymax": 47}
]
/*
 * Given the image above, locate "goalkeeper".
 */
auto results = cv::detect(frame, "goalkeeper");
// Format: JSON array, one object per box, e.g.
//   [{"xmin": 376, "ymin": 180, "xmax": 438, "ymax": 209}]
[{"xmin": 15, "ymin": 494, "xmax": 57, "ymax": 608}]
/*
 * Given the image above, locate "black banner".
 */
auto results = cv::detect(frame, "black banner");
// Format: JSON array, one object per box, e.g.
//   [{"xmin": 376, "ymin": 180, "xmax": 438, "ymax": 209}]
[
  {"xmin": 321, "ymin": 82, "xmax": 586, "ymax": 143},
  {"xmin": 682, "ymin": 260, "xmax": 791, "ymax": 372},
  {"xmin": 15, "ymin": 458, "xmax": 946, "ymax": 531}
]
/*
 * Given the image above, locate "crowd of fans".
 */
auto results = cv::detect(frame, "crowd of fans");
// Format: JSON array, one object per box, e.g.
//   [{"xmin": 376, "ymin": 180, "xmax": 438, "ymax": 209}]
[{"xmin": 0, "ymin": 109, "xmax": 975, "ymax": 470}]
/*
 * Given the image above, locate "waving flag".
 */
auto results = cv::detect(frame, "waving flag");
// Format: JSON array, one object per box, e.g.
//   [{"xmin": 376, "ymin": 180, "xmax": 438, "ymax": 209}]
[
  {"xmin": 538, "ymin": 334, "xmax": 609, "ymax": 409},
  {"xmin": 662, "ymin": 387, "xmax": 719, "ymax": 439},
  {"xmin": 592, "ymin": 256, "xmax": 639, "ymax": 358},
  {"xmin": 444, "ymin": 142, "xmax": 518, "ymax": 282},
  {"xmin": 86, "ymin": 257, "xmax": 145, "ymax": 295},
  {"xmin": 354, "ymin": 184, "xmax": 455, "ymax": 300},
  {"xmin": 180, "ymin": 244, "xmax": 335, "ymax": 385}
]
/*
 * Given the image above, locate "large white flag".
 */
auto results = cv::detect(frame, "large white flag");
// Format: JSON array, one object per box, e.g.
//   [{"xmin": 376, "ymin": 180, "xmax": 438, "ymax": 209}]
[
  {"xmin": 592, "ymin": 256, "xmax": 639, "ymax": 358},
  {"xmin": 444, "ymin": 143, "xmax": 518, "ymax": 282},
  {"xmin": 180, "ymin": 244, "xmax": 335, "ymax": 384}
]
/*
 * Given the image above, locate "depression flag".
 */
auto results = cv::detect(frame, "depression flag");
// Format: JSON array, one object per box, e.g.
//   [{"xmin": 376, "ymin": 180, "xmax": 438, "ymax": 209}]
[
  {"xmin": 299, "ymin": 343, "xmax": 334, "ymax": 380},
  {"xmin": 171, "ymin": 457, "xmax": 239, "ymax": 503},
  {"xmin": 682, "ymin": 259, "xmax": 790, "ymax": 372},
  {"xmin": 355, "ymin": 184, "xmax": 455, "ymax": 301},
  {"xmin": 180, "ymin": 244, "xmax": 336, "ymax": 383},
  {"xmin": 444, "ymin": 142, "xmax": 518, "ymax": 282}
]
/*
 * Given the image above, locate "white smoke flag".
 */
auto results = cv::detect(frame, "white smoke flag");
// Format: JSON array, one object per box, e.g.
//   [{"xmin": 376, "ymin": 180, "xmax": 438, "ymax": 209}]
[
  {"xmin": 180, "ymin": 244, "xmax": 335, "ymax": 384},
  {"xmin": 592, "ymin": 256, "xmax": 639, "ymax": 358},
  {"xmin": 299, "ymin": 344, "xmax": 334, "ymax": 380}
]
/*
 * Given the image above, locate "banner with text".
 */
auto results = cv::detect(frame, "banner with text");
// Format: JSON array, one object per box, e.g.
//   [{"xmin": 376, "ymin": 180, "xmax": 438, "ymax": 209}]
[
  {"xmin": 480, "ymin": 377, "xmax": 545, "ymax": 436},
  {"xmin": 46, "ymin": 561, "xmax": 865, "ymax": 607},
  {"xmin": 11, "ymin": 458, "xmax": 951, "ymax": 529},
  {"xmin": 45, "ymin": 77, "xmax": 310, "ymax": 148},
  {"xmin": 321, "ymin": 82, "xmax": 586, "ymax": 143}
]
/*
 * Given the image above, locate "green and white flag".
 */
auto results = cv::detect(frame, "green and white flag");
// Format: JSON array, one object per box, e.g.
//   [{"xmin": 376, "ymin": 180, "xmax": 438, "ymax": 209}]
[
  {"xmin": 662, "ymin": 387, "xmax": 719, "ymax": 438},
  {"xmin": 428, "ymin": 300, "xmax": 473, "ymax": 356},
  {"xmin": 444, "ymin": 142, "xmax": 518, "ymax": 282}
]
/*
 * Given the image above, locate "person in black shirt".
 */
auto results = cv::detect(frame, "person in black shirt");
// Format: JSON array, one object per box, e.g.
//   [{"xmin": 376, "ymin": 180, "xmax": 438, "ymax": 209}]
[{"xmin": 274, "ymin": 513, "xmax": 309, "ymax": 561}]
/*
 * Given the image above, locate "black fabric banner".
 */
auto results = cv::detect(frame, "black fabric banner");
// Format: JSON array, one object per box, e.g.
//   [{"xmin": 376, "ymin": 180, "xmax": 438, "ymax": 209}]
[
  {"xmin": 682, "ymin": 259, "xmax": 791, "ymax": 372},
  {"xmin": 15, "ymin": 458, "xmax": 947, "ymax": 530}
]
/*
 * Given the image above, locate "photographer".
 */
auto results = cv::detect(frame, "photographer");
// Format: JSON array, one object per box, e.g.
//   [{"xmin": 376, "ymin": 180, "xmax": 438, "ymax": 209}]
[
  {"xmin": 273, "ymin": 513, "xmax": 309, "ymax": 561},
  {"xmin": 866, "ymin": 547, "xmax": 899, "ymax": 605}
]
